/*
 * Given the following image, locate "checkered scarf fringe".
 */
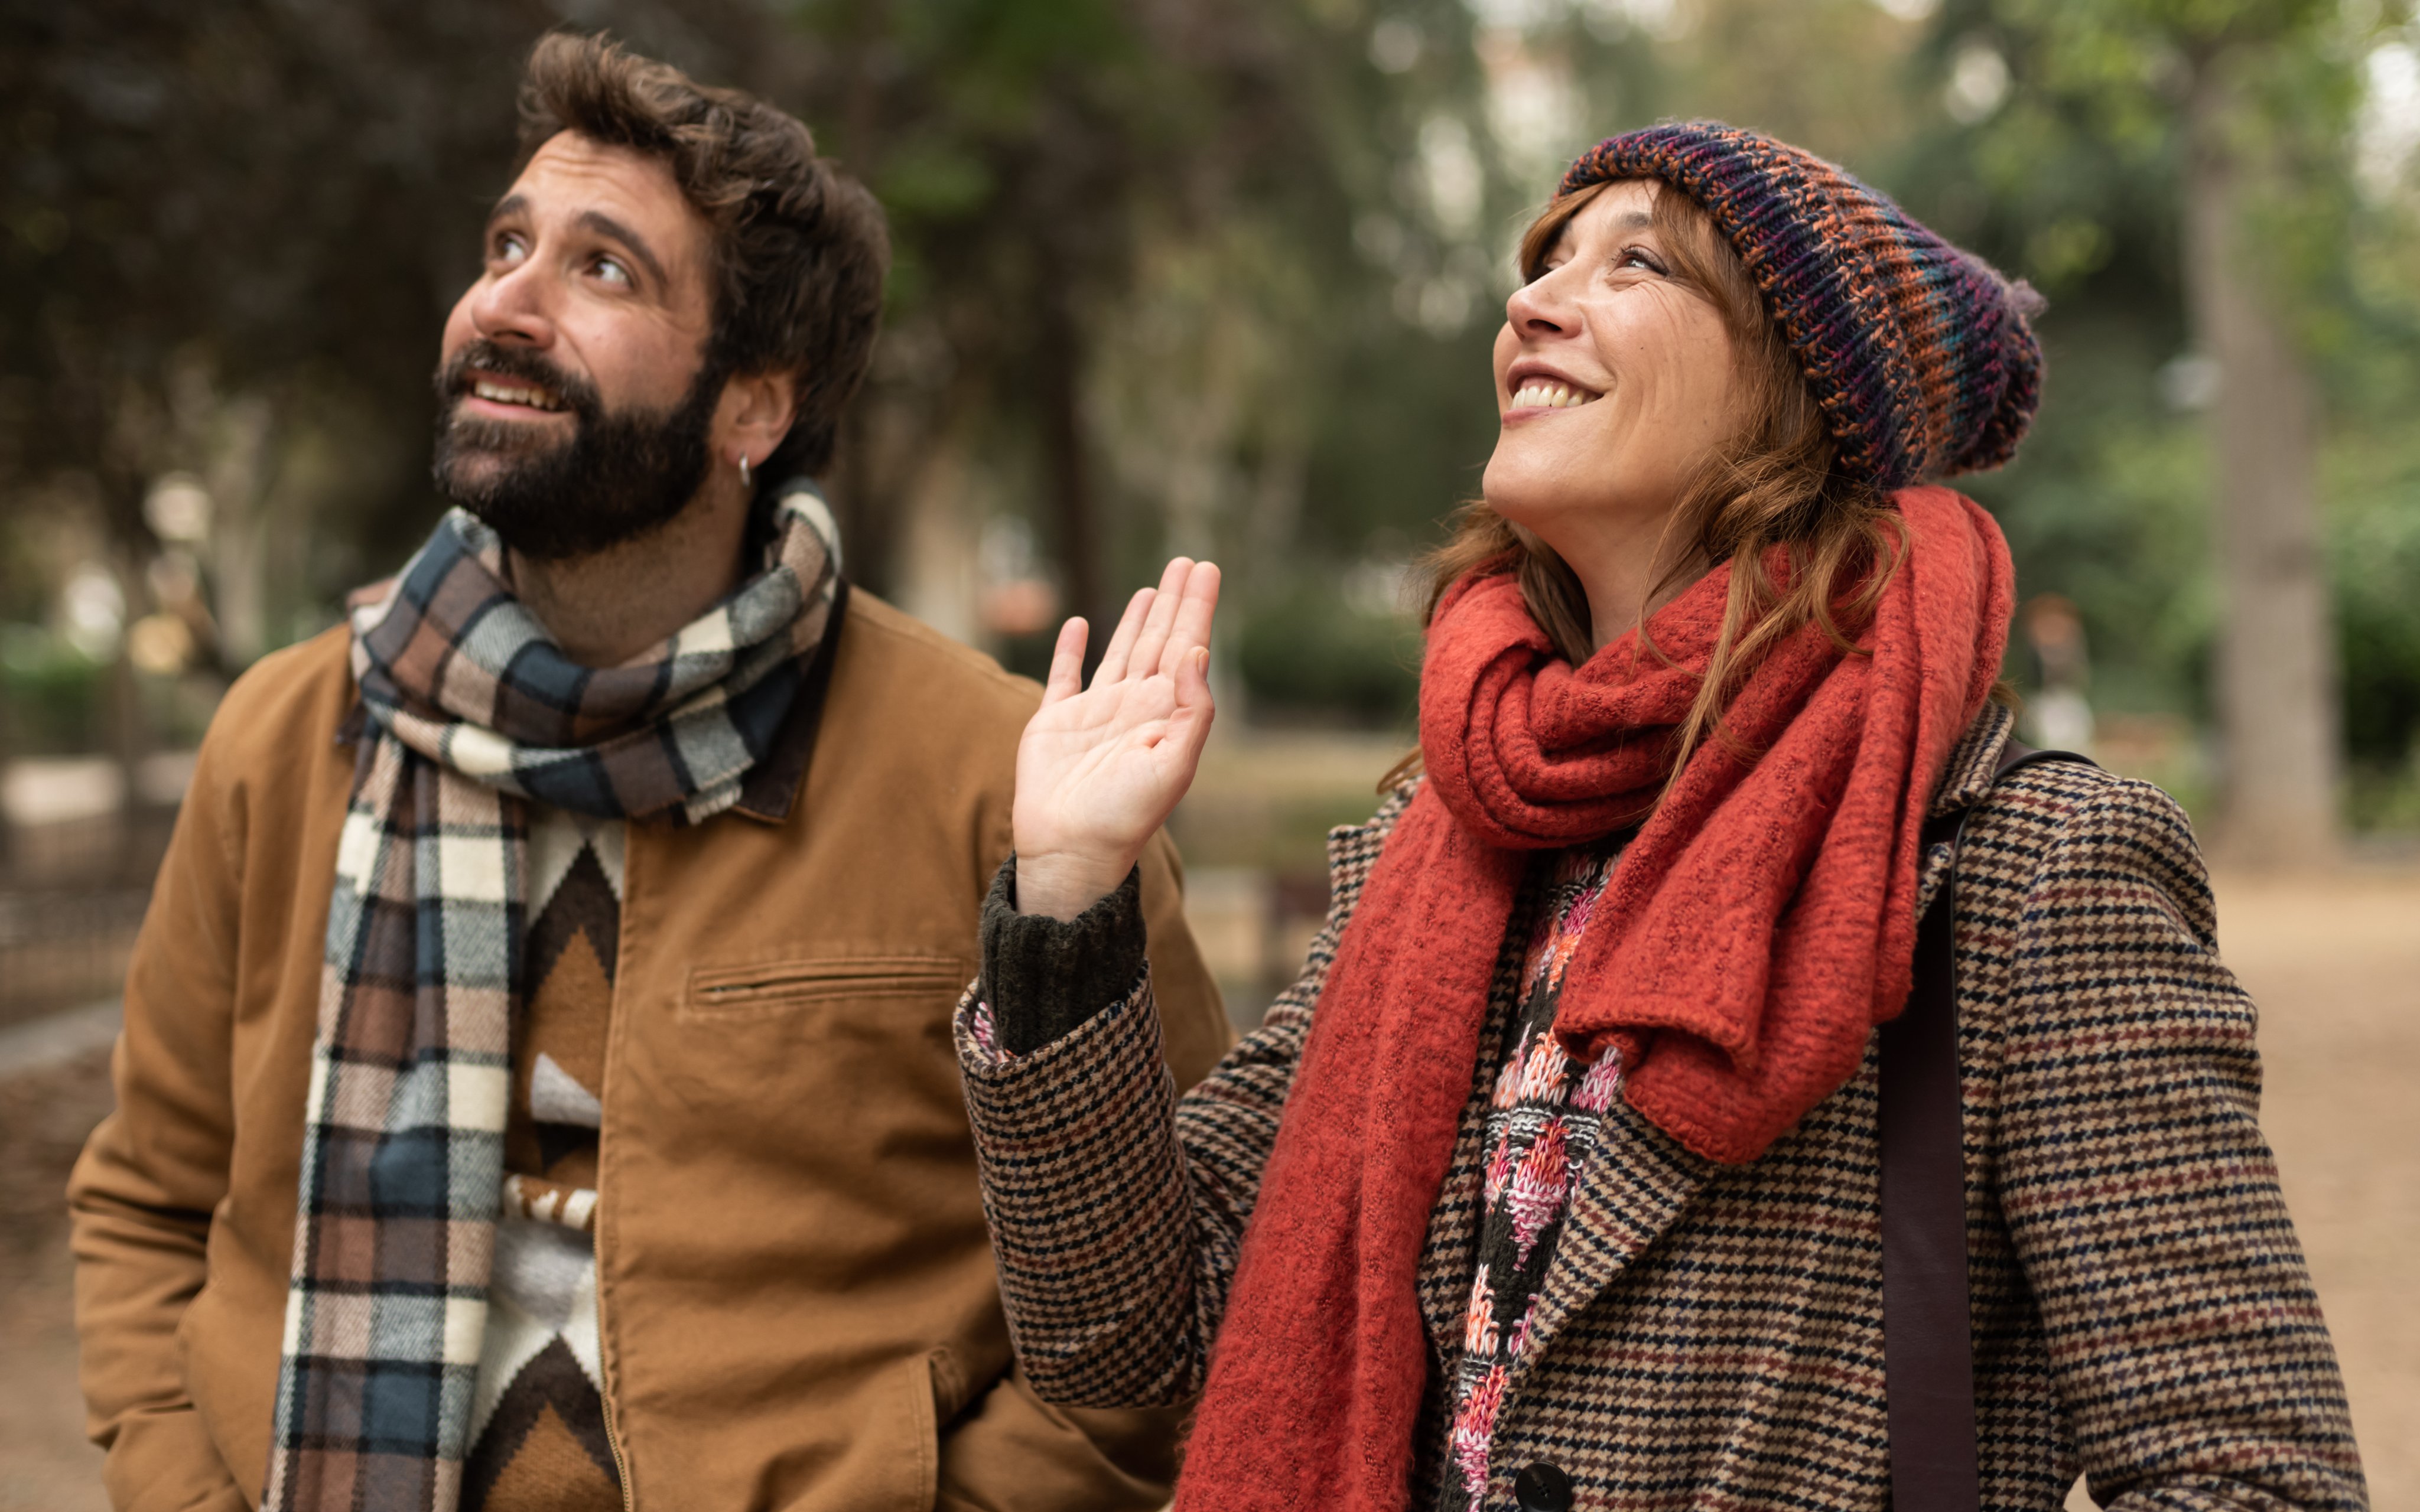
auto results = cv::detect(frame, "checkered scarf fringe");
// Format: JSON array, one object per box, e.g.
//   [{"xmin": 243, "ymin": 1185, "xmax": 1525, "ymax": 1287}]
[{"xmin": 263, "ymin": 485, "xmax": 841, "ymax": 1512}]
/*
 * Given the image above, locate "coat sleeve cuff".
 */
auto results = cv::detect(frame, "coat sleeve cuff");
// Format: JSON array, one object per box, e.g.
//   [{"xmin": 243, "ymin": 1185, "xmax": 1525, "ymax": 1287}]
[{"xmin": 978, "ymin": 855, "xmax": 1148, "ymax": 1055}]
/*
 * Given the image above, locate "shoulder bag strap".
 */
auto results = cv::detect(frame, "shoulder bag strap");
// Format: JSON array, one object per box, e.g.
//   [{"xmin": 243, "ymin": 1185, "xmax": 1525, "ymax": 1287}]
[{"xmin": 1878, "ymin": 737, "xmax": 2090, "ymax": 1511}]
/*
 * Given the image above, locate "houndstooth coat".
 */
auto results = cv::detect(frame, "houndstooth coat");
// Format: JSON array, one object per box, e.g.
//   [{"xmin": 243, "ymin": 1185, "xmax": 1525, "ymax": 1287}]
[{"xmin": 955, "ymin": 703, "xmax": 2367, "ymax": 1511}]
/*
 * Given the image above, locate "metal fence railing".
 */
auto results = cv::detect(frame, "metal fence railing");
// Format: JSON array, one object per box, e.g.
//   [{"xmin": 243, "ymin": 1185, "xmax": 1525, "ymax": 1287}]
[{"xmin": 0, "ymin": 888, "xmax": 152, "ymax": 1031}]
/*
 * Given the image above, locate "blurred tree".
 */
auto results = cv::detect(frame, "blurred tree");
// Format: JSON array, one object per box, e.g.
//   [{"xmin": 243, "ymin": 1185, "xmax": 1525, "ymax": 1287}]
[
  {"xmin": 10, "ymin": 0, "xmax": 2420, "ymax": 830},
  {"xmin": 2178, "ymin": 4, "xmax": 2346, "ymax": 863},
  {"xmin": 788, "ymin": 0, "xmax": 1216, "ymax": 637},
  {"xmin": 2, "ymin": 0, "xmax": 1501, "ymax": 725},
  {"xmin": 0, "ymin": 0, "xmax": 788, "ymax": 762},
  {"xmin": 1921, "ymin": 0, "xmax": 2396, "ymax": 860},
  {"xmin": 785, "ymin": 0, "xmax": 1498, "ymax": 669},
  {"xmin": 1548, "ymin": 0, "xmax": 2419, "ymax": 843}
]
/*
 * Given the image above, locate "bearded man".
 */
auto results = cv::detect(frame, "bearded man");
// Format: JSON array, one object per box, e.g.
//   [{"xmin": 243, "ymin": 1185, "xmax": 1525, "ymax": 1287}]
[{"xmin": 69, "ymin": 33, "xmax": 1229, "ymax": 1512}]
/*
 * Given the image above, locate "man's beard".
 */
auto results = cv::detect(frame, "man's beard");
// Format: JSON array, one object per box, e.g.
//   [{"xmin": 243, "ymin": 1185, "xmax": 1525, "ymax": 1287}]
[{"xmin": 430, "ymin": 340, "xmax": 724, "ymax": 561}]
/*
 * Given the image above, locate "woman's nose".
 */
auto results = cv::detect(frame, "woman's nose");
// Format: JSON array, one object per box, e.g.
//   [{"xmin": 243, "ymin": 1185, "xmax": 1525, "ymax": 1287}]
[{"xmin": 1504, "ymin": 272, "xmax": 1573, "ymax": 338}]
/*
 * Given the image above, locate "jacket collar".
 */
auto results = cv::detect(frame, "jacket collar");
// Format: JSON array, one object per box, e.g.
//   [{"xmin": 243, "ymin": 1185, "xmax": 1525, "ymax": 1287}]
[
  {"xmin": 1912, "ymin": 700, "xmax": 2016, "ymax": 915},
  {"xmin": 1927, "ymin": 699, "xmax": 2018, "ymax": 820}
]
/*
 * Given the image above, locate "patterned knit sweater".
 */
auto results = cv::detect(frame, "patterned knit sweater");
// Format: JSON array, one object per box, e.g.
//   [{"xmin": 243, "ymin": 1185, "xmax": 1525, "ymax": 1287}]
[
  {"xmin": 463, "ymin": 804, "xmax": 624, "ymax": 1512},
  {"xmin": 1442, "ymin": 843, "xmax": 1623, "ymax": 1511}
]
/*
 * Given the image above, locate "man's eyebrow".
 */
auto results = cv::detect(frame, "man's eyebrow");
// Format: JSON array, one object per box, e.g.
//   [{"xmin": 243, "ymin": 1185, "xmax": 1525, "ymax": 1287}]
[
  {"xmin": 479, "ymin": 198, "xmax": 674, "ymax": 291},
  {"xmin": 575, "ymin": 210, "xmax": 671, "ymax": 289}
]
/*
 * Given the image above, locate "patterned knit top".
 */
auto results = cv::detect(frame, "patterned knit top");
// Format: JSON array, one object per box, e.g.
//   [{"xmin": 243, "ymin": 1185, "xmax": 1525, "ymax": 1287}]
[
  {"xmin": 464, "ymin": 804, "xmax": 624, "ymax": 1512},
  {"xmin": 1439, "ymin": 840, "xmax": 1625, "ymax": 1512}
]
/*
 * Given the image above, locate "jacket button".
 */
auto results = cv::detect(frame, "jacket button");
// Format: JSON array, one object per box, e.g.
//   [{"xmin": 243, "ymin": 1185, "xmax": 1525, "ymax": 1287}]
[{"xmin": 1513, "ymin": 1461, "xmax": 1574, "ymax": 1512}]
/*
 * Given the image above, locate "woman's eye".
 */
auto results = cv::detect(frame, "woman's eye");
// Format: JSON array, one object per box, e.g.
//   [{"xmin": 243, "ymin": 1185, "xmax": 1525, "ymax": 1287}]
[{"xmin": 1617, "ymin": 247, "xmax": 1665, "ymax": 275}]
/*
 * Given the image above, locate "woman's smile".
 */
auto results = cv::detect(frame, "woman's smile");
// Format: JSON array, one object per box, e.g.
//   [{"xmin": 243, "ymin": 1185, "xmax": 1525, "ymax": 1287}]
[{"xmin": 1503, "ymin": 360, "xmax": 1605, "ymax": 417}]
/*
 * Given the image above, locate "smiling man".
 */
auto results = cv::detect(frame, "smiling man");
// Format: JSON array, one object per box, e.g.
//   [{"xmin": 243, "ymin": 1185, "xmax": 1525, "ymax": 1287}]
[{"xmin": 67, "ymin": 32, "xmax": 1228, "ymax": 1512}]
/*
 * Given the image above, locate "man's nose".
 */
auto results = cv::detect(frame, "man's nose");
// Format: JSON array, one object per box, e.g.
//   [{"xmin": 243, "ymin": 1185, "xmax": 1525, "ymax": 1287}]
[{"xmin": 468, "ymin": 261, "xmax": 558, "ymax": 349}]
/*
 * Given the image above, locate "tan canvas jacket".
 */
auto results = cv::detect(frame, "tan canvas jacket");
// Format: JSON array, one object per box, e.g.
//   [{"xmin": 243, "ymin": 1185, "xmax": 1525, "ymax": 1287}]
[{"xmin": 67, "ymin": 587, "xmax": 1234, "ymax": 1512}]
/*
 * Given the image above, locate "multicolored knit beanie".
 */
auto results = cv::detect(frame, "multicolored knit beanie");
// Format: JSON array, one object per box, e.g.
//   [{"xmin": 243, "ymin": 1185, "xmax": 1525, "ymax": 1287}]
[{"xmin": 1560, "ymin": 122, "xmax": 2043, "ymax": 491}]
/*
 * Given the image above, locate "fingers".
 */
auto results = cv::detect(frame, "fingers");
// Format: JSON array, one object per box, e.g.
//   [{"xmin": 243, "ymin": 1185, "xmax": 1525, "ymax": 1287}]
[
  {"xmin": 1124, "ymin": 558, "xmax": 1194, "ymax": 682},
  {"xmin": 1093, "ymin": 587, "xmax": 1156, "ymax": 686},
  {"xmin": 1158, "ymin": 561, "xmax": 1221, "ymax": 679},
  {"xmin": 1040, "ymin": 617, "xmax": 1088, "ymax": 706},
  {"xmin": 1084, "ymin": 558, "xmax": 1221, "ymax": 692}
]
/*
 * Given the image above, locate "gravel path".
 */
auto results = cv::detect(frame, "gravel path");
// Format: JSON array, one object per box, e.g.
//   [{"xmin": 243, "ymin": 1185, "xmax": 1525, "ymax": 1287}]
[{"xmin": 1, "ymin": 869, "xmax": 2411, "ymax": 1508}]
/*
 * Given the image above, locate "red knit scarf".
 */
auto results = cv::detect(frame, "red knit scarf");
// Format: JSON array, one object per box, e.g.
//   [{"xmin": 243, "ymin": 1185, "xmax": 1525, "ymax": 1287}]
[{"xmin": 1172, "ymin": 487, "xmax": 2013, "ymax": 1511}]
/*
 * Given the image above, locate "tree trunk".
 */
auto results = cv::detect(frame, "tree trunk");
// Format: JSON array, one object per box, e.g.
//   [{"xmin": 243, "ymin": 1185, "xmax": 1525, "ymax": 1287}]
[
  {"xmin": 1036, "ymin": 272, "xmax": 1102, "ymax": 670},
  {"xmin": 2183, "ymin": 60, "xmax": 2341, "ymax": 866},
  {"xmin": 825, "ymin": 399, "xmax": 895, "ymax": 596},
  {"xmin": 895, "ymin": 418, "xmax": 981, "ymax": 644},
  {"xmin": 205, "ymin": 393, "xmax": 277, "ymax": 667}
]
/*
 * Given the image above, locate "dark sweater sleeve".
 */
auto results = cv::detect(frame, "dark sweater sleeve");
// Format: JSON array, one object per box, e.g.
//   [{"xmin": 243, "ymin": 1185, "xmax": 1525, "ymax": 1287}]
[{"xmin": 978, "ymin": 856, "xmax": 1149, "ymax": 1055}]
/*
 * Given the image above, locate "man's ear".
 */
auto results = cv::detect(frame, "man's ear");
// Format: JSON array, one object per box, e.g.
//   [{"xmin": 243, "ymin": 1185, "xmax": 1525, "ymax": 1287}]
[{"xmin": 718, "ymin": 368, "xmax": 799, "ymax": 462}]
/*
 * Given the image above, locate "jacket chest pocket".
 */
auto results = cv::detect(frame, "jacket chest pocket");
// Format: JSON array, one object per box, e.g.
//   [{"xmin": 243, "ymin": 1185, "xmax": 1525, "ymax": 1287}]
[{"xmin": 678, "ymin": 953, "xmax": 971, "ymax": 1022}]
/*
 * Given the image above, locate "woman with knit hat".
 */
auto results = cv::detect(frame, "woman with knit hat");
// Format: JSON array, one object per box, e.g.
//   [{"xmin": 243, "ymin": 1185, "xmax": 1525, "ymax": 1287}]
[{"xmin": 958, "ymin": 125, "xmax": 2366, "ymax": 1511}]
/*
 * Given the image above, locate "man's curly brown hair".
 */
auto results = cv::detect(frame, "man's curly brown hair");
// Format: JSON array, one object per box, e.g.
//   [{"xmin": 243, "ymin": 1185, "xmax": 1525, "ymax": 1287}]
[{"xmin": 516, "ymin": 31, "xmax": 889, "ymax": 481}]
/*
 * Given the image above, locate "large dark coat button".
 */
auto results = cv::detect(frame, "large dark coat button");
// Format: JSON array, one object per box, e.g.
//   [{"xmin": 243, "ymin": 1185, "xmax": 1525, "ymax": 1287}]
[{"xmin": 1513, "ymin": 1461, "xmax": 1574, "ymax": 1512}]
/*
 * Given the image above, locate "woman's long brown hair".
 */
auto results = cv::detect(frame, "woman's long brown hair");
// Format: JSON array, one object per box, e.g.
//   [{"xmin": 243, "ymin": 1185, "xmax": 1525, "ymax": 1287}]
[{"xmin": 1387, "ymin": 180, "xmax": 1904, "ymax": 793}]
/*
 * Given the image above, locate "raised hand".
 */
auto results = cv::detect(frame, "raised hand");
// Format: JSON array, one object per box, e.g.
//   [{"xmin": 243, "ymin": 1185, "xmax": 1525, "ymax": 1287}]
[{"xmin": 1013, "ymin": 558, "xmax": 1222, "ymax": 920}]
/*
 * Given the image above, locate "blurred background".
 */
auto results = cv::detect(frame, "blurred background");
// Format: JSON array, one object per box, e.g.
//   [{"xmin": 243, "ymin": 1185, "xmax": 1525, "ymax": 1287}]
[{"xmin": 2, "ymin": 0, "xmax": 2415, "ymax": 1505}]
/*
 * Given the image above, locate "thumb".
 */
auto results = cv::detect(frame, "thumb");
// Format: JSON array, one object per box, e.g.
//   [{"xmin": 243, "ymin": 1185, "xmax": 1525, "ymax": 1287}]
[{"xmin": 1169, "ymin": 644, "xmax": 1218, "ymax": 759}]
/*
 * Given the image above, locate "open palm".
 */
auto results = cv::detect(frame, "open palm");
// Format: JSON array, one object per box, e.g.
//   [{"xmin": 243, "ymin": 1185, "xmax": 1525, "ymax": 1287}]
[{"xmin": 1013, "ymin": 558, "xmax": 1222, "ymax": 920}]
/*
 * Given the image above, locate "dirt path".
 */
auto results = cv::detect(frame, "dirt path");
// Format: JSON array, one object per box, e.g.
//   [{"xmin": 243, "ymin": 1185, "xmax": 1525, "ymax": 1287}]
[
  {"xmin": 0, "ymin": 1054, "xmax": 111, "ymax": 1511},
  {"xmin": 0, "ymin": 869, "xmax": 2409, "ymax": 1508},
  {"xmin": 2206, "ymin": 868, "xmax": 2419, "ymax": 1507}
]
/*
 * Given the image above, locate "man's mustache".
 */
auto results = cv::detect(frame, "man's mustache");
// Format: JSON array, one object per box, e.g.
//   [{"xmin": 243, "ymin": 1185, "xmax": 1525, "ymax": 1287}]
[{"xmin": 433, "ymin": 340, "xmax": 603, "ymax": 422}]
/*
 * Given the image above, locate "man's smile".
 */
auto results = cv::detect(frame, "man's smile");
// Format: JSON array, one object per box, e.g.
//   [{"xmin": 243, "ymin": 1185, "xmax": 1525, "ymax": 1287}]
[{"xmin": 459, "ymin": 367, "xmax": 570, "ymax": 418}]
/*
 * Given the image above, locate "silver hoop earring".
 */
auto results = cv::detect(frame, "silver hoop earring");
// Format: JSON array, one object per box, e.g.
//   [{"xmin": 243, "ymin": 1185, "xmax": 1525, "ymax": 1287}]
[{"xmin": 739, "ymin": 455, "xmax": 752, "ymax": 488}]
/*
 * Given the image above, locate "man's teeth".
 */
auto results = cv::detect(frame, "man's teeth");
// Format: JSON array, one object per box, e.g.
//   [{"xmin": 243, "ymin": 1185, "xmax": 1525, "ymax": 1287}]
[
  {"xmin": 471, "ymin": 379, "xmax": 562, "ymax": 411},
  {"xmin": 1511, "ymin": 380, "xmax": 1598, "ymax": 410}
]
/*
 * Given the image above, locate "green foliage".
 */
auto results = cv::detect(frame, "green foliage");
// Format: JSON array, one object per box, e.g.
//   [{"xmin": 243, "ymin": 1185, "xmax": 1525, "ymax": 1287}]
[
  {"xmin": 2331, "ymin": 434, "xmax": 2420, "ymax": 766},
  {"xmin": 1907, "ymin": 0, "xmax": 2420, "ymax": 793},
  {"xmin": 1235, "ymin": 578, "xmax": 1420, "ymax": 726},
  {"xmin": 2336, "ymin": 511, "xmax": 2420, "ymax": 764},
  {"xmin": 1963, "ymin": 348, "xmax": 2217, "ymax": 718},
  {"xmin": 0, "ymin": 628, "xmax": 103, "ymax": 755},
  {"xmin": 7, "ymin": 0, "xmax": 2420, "ymax": 822},
  {"xmin": 0, "ymin": 0, "xmax": 795, "ymax": 615}
]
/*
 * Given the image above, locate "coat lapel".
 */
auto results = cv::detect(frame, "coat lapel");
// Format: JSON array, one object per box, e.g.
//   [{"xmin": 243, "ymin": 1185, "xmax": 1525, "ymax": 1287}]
[{"xmin": 1511, "ymin": 1095, "xmax": 1716, "ymax": 1380}]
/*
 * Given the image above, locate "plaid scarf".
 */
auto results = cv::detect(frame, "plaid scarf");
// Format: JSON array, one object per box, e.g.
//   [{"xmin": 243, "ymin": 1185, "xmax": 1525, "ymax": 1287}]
[{"xmin": 263, "ymin": 485, "xmax": 842, "ymax": 1512}]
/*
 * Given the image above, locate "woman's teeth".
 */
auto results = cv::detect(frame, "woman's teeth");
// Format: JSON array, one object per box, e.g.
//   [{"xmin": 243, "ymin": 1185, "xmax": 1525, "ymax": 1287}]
[
  {"xmin": 1511, "ymin": 380, "xmax": 1598, "ymax": 410},
  {"xmin": 471, "ymin": 379, "xmax": 562, "ymax": 411}
]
